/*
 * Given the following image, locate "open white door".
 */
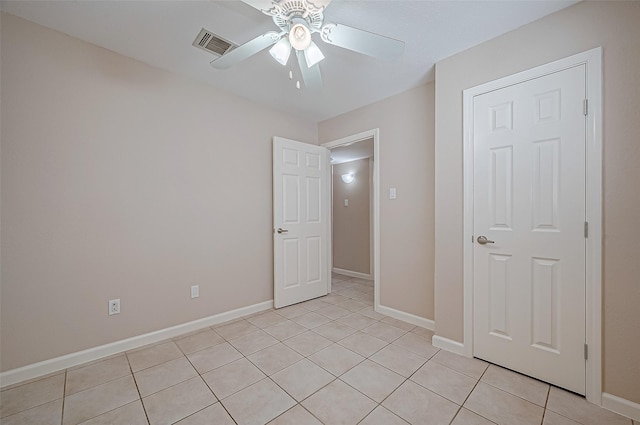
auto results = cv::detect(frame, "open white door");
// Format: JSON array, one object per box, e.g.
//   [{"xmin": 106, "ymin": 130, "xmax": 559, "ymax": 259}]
[{"xmin": 273, "ymin": 137, "xmax": 331, "ymax": 308}]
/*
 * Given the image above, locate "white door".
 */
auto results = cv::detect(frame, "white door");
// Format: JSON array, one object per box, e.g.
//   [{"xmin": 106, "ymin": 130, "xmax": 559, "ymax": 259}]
[
  {"xmin": 473, "ymin": 65, "xmax": 587, "ymax": 394},
  {"xmin": 273, "ymin": 137, "xmax": 330, "ymax": 308}
]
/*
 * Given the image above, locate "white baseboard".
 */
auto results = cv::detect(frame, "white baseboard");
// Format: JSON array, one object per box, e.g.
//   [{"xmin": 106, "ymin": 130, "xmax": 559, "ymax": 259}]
[
  {"xmin": 602, "ymin": 392, "xmax": 640, "ymax": 421},
  {"xmin": 432, "ymin": 335, "xmax": 467, "ymax": 357},
  {"xmin": 0, "ymin": 300, "xmax": 273, "ymax": 389},
  {"xmin": 375, "ymin": 304, "xmax": 434, "ymax": 330},
  {"xmin": 332, "ymin": 268, "xmax": 372, "ymax": 280}
]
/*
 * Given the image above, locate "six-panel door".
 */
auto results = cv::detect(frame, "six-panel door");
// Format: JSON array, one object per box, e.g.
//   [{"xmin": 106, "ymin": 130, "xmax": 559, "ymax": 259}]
[
  {"xmin": 273, "ymin": 137, "xmax": 330, "ymax": 308},
  {"xmin": 473, "ymin": 65, "xmax": 587, "ymax": 394}
]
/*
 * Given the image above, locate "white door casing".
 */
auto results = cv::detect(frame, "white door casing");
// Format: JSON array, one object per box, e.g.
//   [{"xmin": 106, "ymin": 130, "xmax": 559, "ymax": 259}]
[
  {"xmin": 442, "ymin": 48, "xmax": 602, "ymax": 403},
  {"xmin": 321, "ymin": 129, "xmax": 381, "ymax": 314},
  {"xmin": 273, "ymin": 137, "xmax": 331, "ymax": 308},
  {"xmin": 472, "ymin": 65, "xmax": 586, "ymax": 394},
  {"xmin": 462, "ymin": 49, "xmax": 602, "ymax": 403}
]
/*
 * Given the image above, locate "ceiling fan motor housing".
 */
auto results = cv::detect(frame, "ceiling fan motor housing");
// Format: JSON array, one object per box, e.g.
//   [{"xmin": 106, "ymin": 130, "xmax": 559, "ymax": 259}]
[{"xmin": 271, "ymin": 0, "xmax": 325, "ymax": 34}]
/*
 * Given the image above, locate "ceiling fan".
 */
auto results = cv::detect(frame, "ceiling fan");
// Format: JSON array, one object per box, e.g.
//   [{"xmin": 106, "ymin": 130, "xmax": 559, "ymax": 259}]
[{"xmin": 210, "ymin": 0, "xmax": 405, "ymax": 88}]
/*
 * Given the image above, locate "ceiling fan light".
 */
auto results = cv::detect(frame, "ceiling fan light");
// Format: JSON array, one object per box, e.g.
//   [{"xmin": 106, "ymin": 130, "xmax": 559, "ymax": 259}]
[
  {"xmin": 304, "ymin": 41, "xmax": 325, "ymax": 68},
  {"xmin": 289, "ymin": 20, "xmax": 312, "ymax": 51},
  {"xmin": 269, "ymin": 37, "xmax": 291, "ymax": 66}
]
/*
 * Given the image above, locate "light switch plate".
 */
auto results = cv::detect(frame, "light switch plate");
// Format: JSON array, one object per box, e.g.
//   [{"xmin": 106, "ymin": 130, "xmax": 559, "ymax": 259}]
[{"xmin": 389, "ymin": 187, "xmax": 397, "ymax": 199}]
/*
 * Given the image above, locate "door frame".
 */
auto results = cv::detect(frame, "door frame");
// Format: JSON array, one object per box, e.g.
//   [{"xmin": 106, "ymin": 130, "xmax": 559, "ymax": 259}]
[
  {"xmin": 321, "ymin": 129, "xmax": 380, "ymax": 307},
  {"xmin": 462, "ymin": 48, "xmax": 602, "ymax": 404}
]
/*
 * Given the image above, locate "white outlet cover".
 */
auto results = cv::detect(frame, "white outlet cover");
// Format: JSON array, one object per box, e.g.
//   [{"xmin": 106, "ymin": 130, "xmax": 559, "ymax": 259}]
[
  {"xmin": 191, "ymin": 285, "xmax": 200, "ymax": 299},
  {"xmin": 109, "ymin": 299, "xmax": 120, "ymax": 315},
  {"xmin": 389, "ymin": 187, "xmax": 397, "ymax": 199}
]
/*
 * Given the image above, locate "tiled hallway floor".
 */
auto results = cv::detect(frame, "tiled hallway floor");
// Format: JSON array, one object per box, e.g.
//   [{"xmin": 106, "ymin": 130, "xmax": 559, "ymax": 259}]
[{"xmin": 1, "ymin": 274, "xmax": 635, "ymax": 425}]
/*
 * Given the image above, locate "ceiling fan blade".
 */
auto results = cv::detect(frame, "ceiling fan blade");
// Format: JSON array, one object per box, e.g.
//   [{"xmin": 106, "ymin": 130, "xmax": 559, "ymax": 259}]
[
  {"xmin": 241, "ymin": 0, "xmax": 276, "ymax": 15},
  {"xmin": 297, "ymin": 51, "xmax": 322, "ymax": 90},
  {"xmin": 211, "ymin": 32, "xmax": 280, "ymax": 70},
  {"xmin": 320, "ymin": 23, "xmax": 405, "ymax": 60}
]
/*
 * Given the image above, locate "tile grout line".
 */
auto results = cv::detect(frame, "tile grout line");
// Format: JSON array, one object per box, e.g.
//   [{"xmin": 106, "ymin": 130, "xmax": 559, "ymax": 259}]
[
  {"xmin": 197, "ymin": 374, "xmax": 225, "ymax": 422},
  {"xmin": 337, "ymin": 325, "xmax": 437, "ymax": 423},
  {"xmin": 0, "ymin": 372, "xmax": 66, "ymax": 422},
  {"xmin": 339, "ymin": 372, "xmax": 403, "ymax": 423},
  {"xmin": 125, "ymin": 350, "xmax": 152, "ymax": 425},
  {"xmin": 543, "ymin": 385, "xmax": 597, "ymax": 425},
  {"xmin": 60, "ymin": 369, "xmax": 67, "ymax": 425},
  {"xmin": 200, "ymin": 313, "xmax": 325, "ymax": 424},
  {"xmin": 214, "ymin": 323, "xmax": 342, "ymax": 425},
  {"xmin": 254, "ymin": 308, "xmax": 403, "ymax": 424},
  {"xmin": 455, "ymin": 361, "xmax": 497, "ymax": 424},
  {"xmin": 477, "ymin": 363, "xmax": 554, "ymax": 414},
  {"xmin": 264, "ymin": 373, "xmax": 331, "ymax": 424},
  {"xmin": 539, "ymin": 383, "xmax": 552, "ymax": 425},
  {"xmin": 63, "ymin": 362, "xmax": 147, "ymax": 425},
  {"xmin": 447, "ymin": 405, "xmax": 464, "ymax": 425},
  {"xmin": 181, "ymin": 337, "xmax": 238, "ymax": 424},
  {"xmin": 399, "ymin": 350, "xmax": 487, "ymax": 425}
]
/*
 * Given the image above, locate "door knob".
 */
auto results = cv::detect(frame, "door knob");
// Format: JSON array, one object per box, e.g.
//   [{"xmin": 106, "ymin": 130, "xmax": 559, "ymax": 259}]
[
  {"xmin": 477, "ymin": 235, "xmax": 495, "ymax": 245},
  {"xmin": 276, "ymin": 228, "xmax": 288, "ymax": 234}
]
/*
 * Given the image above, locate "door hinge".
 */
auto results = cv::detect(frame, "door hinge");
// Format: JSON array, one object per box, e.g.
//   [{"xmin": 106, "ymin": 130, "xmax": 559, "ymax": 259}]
[
  {"xmin": 583, "ymin": 99, "xmax": 588, "ymax": 116},
  {"xmin": 584, "ymin": 221, "xmax": 589, "ymax": 238},
  {"xmin": 584, "ymin": 344, "xmax": 588, "ymax": 360}
]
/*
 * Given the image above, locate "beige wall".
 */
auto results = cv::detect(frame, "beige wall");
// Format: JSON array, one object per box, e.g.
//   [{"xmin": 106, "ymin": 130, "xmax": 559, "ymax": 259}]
[
  {"xmin": 319, "ymin": 83, "xmax": 435, "ymax": 320},
  {"xmin": 0, "ymin": 13, "xmax": 317, "ymax": 371},
  {"xmin": 332, "ymin": 159, "xmax": 370, "ymax": 275},
  {"xmin": 434, "ymin": 1, "xmax": 640, "ymax": 404},
  {"xmin": 6, "ymin": 2, "xmax": 638, "ymax": 405}
]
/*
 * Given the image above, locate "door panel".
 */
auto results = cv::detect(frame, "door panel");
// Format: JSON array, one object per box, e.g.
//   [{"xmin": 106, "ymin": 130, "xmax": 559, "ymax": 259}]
[
  {"xmin": 489, "ymin": 146, "xmax": 513, "ymax": 229},
  {"xmin": 488, "ymin": 253, "xmax": 511, "ymax": 340},
  {"xmin": 473, "ymin": 65, "xmax": 586, "ymax": 394},
  {"xmin": 273, "ymin": 137, "xmax": 330, "ymax": 308},
  {"xmin": 532, "ymin": 139, "xmax": 560, "ymax": 230},
  {"xmin": 531, "ymin": 257, "xmax": 560, "ymax": 352}
]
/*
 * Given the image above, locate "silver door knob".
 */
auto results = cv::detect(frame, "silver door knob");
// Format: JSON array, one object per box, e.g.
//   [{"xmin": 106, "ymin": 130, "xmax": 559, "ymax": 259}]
[
  {"xmin": 477, "ymin": 236, "xmax": 495, "ymax": 245},
  {"xmin": 276, "ymin": 228, "xmax": 288, "ymax": 234}
]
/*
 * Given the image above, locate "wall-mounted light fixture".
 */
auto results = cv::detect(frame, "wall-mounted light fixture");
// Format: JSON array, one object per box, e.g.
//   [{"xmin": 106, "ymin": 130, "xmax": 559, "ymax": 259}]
[{"xmin": 341, "ymin": 173, "xmax": 355, "ymax": 184}]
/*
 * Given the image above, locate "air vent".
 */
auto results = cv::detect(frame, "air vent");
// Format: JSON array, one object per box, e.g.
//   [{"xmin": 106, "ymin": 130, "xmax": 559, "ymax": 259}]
[{"xmin": 192, "ymin": 28, "xmax": 235, "ymax": 57}]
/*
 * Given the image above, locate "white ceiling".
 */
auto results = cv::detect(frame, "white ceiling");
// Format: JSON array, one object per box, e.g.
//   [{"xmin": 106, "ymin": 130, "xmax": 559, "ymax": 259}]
[
  {"xmin": 1, "ymin": 0, "xmax": 578, "ymax": 122},
  {"xmin": 330, "ymin": 138, "xmax": 374, "ymax": 164}
]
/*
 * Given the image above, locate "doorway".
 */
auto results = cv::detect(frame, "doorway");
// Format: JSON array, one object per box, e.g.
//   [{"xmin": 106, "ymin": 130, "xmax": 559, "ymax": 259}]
[
  {"xmin": 330, "ymin": 140, "xmax": 374, "ymax": 280},
  {"xmin": 462, "ymin": 48, "xmax": 602, "ymax": 402},
  {"xmin": 322, "ymin": 129, "xmax": 380, "ymax": 305}
]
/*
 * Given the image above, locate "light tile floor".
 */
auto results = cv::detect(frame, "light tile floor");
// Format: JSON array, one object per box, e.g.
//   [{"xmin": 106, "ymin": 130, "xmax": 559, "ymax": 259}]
[{"xmin": 0, "ymin": 274, "xmax": 635, "ymax": 425}]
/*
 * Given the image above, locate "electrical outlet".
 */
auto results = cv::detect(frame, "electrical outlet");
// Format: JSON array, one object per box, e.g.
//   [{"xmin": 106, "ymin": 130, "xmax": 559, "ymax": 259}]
[
  {"xmin": 108, "ymin": 299, "xmax": 121, "ymax": 315},
  {"xmin": 191, "ymin": 285, "xmax": 200, "ymax": 299}
]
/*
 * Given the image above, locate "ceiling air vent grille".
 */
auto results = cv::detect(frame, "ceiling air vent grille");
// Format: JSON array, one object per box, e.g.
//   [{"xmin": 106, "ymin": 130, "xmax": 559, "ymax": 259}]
[{"xmin": 192, "ymin": 28, "xmax": 235, "ymax": 57}]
